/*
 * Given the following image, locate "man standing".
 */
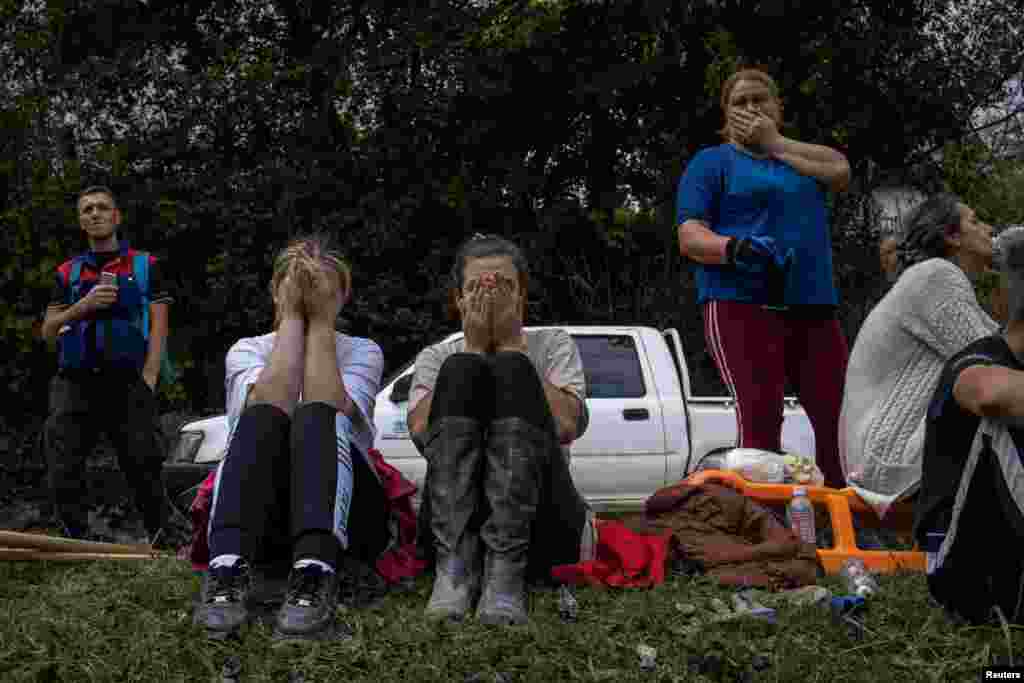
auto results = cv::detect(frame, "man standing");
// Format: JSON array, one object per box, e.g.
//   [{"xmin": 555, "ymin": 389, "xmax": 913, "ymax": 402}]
[{"xmin": 41, "ymin": 186, "xmax": 172, "ymax": 543}]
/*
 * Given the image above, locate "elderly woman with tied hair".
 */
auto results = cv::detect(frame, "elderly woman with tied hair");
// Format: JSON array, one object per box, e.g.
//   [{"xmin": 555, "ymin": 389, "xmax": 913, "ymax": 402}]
[
  {"xmin": 676, "ymin": 66, "xmax": 852, "ymax": 488},
  {"xmin": 840, "ymin": 194, "xmax": 1001, "ymax": 517}
]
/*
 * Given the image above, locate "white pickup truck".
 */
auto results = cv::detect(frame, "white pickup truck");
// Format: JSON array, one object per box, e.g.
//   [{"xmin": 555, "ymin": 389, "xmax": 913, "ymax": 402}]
[{"xmin": 165, "ymin": 325, "xmax": 816, "ymax": 511}]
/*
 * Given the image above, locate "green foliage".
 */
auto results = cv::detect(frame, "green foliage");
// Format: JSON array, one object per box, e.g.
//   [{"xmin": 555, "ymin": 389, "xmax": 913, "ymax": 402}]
[
  {"xmin": 0, "ymin": 0, "xmax": 1023, "ymax": 462},
  {"xmin": 943, "ymin": 141, "xmax": 1024, "ymax": 226},
  {"xmin": 703, "ymin": 28, "xmax": 740, "ymax": 98}
]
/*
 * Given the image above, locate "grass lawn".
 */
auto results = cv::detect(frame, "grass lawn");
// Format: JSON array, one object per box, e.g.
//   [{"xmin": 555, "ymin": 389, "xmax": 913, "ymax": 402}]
[{"xmin": 1, "ymin": 555, "xmax": 1021, "ymax": 683}]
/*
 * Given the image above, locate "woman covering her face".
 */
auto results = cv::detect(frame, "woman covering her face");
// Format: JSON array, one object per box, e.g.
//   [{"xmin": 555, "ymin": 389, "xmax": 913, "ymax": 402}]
[
  {"xmin": 676, "ymin": 67, "xmax": 853, "ymax": 488},
  {"xmin": 194, "ymin": 235, "xmax": 390, "ymax": 643},
  {"xmin": 406, "ymin": 234, "xmax": 595, "ymax": 626}
]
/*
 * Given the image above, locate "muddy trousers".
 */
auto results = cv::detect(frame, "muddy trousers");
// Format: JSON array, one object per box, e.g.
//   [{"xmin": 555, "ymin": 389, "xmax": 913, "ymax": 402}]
[
  {"xmin": 417, "ymin": 352, "xmax": 590, "ymax": 583},
  {"xmin": 208, "ymin": 402, "xmax": 389, "ymax": 569}
]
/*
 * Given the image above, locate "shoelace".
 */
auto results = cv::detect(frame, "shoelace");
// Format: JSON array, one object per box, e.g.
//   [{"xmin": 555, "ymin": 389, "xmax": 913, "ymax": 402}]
[
  {"xmin": 286, "ymin": 566, "xmax": 326, "ymax": 607},
  {"xmin": 207, "ymin": 566, "xmax": 247, "ymax": 604}
]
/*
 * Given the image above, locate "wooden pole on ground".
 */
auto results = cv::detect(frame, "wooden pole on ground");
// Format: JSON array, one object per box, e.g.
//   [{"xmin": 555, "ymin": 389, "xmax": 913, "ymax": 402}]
[
  {"xmin": 0, "ymin": 548, "xmax": 162, "ymax": 561},
  {"xmin": 0, "ymin": 530, "xmax": 158, "ymax": 557}
]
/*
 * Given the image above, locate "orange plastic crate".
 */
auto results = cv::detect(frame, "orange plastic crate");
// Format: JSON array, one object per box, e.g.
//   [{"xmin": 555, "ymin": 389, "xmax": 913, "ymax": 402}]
[{"xmin": 685, "ymin": 469, "xmax": 926, "ymax": 575}]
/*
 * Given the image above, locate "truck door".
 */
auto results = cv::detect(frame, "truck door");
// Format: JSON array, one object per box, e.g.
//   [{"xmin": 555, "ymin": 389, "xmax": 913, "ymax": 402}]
[
  {"xmin": 663, "ymin": 328, "xmax": 695, "ymax": 478},
  {"xmin": 569, "ymin": 332, "xmax": 668, "ymax": 508}
]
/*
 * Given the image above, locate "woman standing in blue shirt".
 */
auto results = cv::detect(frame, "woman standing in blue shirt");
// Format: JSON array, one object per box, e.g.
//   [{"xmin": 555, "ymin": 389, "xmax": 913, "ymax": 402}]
[{"xmin": 676, "ymin": 67, "xmax": 852, "ymax": 488}]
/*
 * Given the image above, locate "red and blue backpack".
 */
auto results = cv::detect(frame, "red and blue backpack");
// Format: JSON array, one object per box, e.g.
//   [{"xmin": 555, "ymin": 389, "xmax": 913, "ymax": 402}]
[{"xmin": 58, "ymin": 249, "xmax": 161, "ymax": 375}]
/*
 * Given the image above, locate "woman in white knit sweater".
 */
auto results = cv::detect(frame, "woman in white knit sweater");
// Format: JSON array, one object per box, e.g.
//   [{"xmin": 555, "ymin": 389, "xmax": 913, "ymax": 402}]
[{"xmin": 839, "ymin": 194, "xmax": 999, "ymax": 516}]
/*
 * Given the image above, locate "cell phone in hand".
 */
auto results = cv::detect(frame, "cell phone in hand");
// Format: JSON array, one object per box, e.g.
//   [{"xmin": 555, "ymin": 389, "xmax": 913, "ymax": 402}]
[{"xmin": 100, "ymin": 272, "xmax": 116, "ymax": 287}]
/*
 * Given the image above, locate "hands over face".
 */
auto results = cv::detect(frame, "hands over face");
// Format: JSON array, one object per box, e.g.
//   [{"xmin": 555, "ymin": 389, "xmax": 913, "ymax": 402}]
[
  {"xmin": 300, "ymin": 259, "xmax": 345, "ymax": 326},
  {"xmin": 460, "ymin": 277, "xmax": 492, "ymax": 353},
  {"xmin": 459, "ymin": 271, "xmax": 524, "ymax": 353},
  {"xmin": 490, "ymin": 273, "xmax": 525, "ymax": 352},
  {"xmin": 275, "ymin": 266, "xmax": 306, "ymax": 322},
  {"xmin": 729, "ymin": 108, "xmax": 780, "ymax": 151}
]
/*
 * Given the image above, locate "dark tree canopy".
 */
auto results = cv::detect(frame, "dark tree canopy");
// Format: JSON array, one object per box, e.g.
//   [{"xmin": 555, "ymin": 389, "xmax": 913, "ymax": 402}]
[{"xmin": 1, "ymin": 0, "xmax": 1022, "ymax": 473}]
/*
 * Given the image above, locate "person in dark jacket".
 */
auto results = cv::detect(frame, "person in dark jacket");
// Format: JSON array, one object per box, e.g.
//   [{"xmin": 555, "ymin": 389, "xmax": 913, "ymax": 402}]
[{"xmin": 915, "ymin": 226, "xmax": 1024, "ymax": 624}]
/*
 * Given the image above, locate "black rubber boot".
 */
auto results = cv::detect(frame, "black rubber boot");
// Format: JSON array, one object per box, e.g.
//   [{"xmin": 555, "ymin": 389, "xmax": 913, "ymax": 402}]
[
  {"xmin": 476, "ymin": 417, "xmax": 545, "ymax": 626},
  {"xmin": 423, "ymin": 416, "xmax": 485, "ymax": 621}
]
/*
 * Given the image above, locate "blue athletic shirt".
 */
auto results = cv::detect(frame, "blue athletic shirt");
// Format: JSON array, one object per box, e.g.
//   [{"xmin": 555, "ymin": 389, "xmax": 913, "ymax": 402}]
[{"xmin": 676, "ymin": 143, "xmax": 839, "ymax": 306}]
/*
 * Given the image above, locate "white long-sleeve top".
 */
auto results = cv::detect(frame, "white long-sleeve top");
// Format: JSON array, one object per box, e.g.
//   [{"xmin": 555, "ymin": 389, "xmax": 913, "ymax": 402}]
[{"xmin": 839, "ymin": 258, "xmax": 998, "ymax": 516}]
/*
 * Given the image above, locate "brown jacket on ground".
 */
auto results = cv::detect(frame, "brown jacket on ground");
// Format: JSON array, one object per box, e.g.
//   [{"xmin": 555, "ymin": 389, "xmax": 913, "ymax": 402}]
[{"xmin": 629, "ymin": 482, "xmax": 821, "ymax": 590}]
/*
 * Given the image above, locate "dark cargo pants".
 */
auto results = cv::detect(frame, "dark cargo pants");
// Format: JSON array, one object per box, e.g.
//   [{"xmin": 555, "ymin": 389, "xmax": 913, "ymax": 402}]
[{"xmin": 44, "ymin": 369, "xmax": 168, "ymax": 538}]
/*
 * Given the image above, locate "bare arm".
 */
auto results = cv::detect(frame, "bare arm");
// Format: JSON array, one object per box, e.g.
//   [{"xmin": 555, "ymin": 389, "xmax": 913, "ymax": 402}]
[
  {"xmin": 304, "ymin": 322, "xmax": 355, "ymax": 415},
  {"xmin": 733, "ymin": 109, "xmax": 851, "ymax": 193},
  {"xmin": 765, "ymin": 137, "xmax": 851, "ymax": 193},
  {"xmin": 677, "ymin": 219, "xmax": 731, "ymax": 265},
  {"xmin": 141, "ymin": 303, "xmax": 168, "ymax": 389},
  {"xmin": 408, "ymin": 390, "xmax": 432, "ymax": 444},
  {"xmin": 40, "ymin": 285, "xmax": 117, "ymax": 342},
  {"xmin": 247, "ymin": 318, "xmax": 306, "ymax": 414},
  {"xmin": 953, "ymin": 365, "xmax": 1024, "ymax": 419},
  {"xmin": 409, "ymin": 284, "xmax": 492, "ymax": 444},
  {"xmin": 543, "ymin": 380, "xmax": 581, "ymax": 444},
  {"xmin": 41, "ymin": 305, "xmax": 75, "ymax": 342}
]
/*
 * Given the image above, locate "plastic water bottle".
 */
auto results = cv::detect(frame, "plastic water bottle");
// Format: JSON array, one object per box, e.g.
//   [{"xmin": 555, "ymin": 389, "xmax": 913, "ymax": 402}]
[
  {"xmin": 787, "ymin": 487, "xmax": 816, "ymax": 545},
  {"xmin": 839, "ymin": 558, "xmax": 879, "ymax": 598}
]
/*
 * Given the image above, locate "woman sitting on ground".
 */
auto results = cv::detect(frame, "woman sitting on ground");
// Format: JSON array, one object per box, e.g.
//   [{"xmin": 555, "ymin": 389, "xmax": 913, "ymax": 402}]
[
  {"xmin": 194, "ymin": 235, "xmax": 389, "ymax": 642},
  {"xmin": 407, "ymin": 234, "xmax": 596, "ymax": 626},
  {"xmin": 840, "ymin": 195, "xmax": 1000, "ymax": 516}
]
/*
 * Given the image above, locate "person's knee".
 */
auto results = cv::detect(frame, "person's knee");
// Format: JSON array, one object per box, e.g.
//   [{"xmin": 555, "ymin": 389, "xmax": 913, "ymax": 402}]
[
  {"xmin": 429, "ymin": 353, "xmax": 493, "ymax": 422},
  {"xmin": 233, "ymin": 402, "xmax": 291, "ymax": 440},
  {"xmin": 437, "ymin": 352, "xmax": 491, "ymax": 392},
  {"xmin": 441, "ymin": 351, "xmax": 490, "ymax": 374},
  {"xmin": 490, "ymin": 351, "xmax": 537, "ymax": 384},
  {"xmin": 292, "ymin": 401, "xmax": 337, "ymax": 425},
  {"xmin": 490, "ymin": 352, "xmax": 550, "ymax": 427}
]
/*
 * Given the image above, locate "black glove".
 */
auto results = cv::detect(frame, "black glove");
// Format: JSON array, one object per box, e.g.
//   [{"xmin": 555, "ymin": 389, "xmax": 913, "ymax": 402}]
[
  {"xmin": 765, "ymin": 249, "xmax": 794, "ymax": 307},
  {"xmin": 726, "ymin": 236, "xmax": 792, "ymax": 306},
  {"xmin": 726, "ymin": 235, "xmax": 780, "ymax": 274}
]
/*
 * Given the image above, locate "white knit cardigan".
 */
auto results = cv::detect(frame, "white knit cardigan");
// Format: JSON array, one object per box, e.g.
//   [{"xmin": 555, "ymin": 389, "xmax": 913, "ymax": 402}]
[{"xmin": 839, "ymin": 257, "xmax": 998, "ymax": 516}]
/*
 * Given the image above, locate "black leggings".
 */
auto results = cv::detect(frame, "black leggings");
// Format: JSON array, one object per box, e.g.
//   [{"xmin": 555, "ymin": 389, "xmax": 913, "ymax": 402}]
[
  {"xmin": 419, "ymin": 351, "xmax": 589, "ymax": 581},
  {"xmin": 208, "ymin": 402, "xmax": 389, "ymax": 569}
]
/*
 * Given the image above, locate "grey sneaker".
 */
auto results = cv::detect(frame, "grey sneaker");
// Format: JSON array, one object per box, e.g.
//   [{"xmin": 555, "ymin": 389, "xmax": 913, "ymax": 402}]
[
  {"xmin": 194, "ymin": 562, "xmax": 252, "ymax": 637},
  {"xmin": 273, "ymin": 564, "xmax": 339, "ymax": 641}
]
